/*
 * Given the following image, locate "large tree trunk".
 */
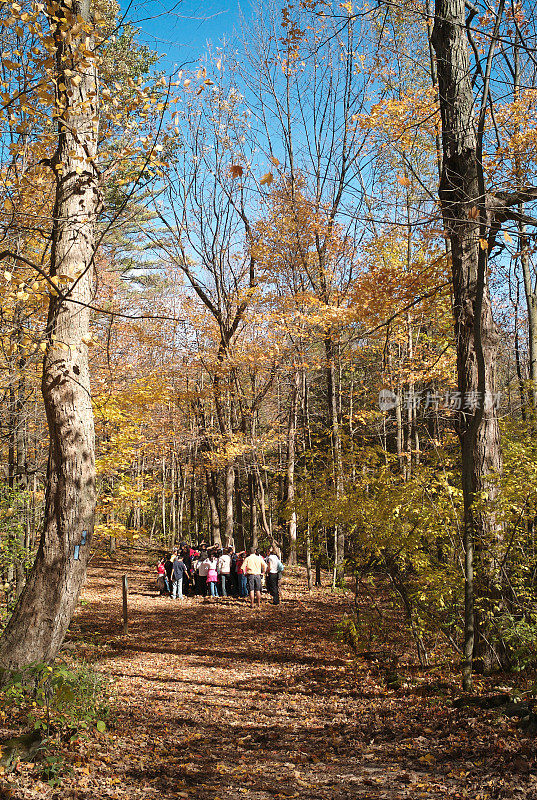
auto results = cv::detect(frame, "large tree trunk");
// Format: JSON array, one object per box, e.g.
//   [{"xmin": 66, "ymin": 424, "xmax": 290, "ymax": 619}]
[
  {"xmin": 432, "ymin": 0, "xmax": 504, "ymax": 688},
  {"xmin": 206, "ymin": 470, "xmax": 222, "ymax": 547},
  {"xmin": 235, "ymin": 470, "xmax": 245, "ymax": 551},
  {"xmin": 213, "ymin": 375, "xmax": 235, "ymax": 548},
  {"xmin": 0, "ymin": 0, "xmax": 99, "ymax": 670},
  {"xmin": 248, "ymin": 470, "xmax": 258, "ymax": 549},
  {"xmin": 190, "ymin": 466, "xmax": 199, "ymax": 543},
  {"xmin": 255, "ymin": 464, "xmax": 272, "ymax": 540}
]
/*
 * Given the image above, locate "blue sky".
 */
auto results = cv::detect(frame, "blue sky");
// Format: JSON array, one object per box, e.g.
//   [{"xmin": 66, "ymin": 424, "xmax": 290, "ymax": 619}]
[{"xmin": 124, "ymin": 0, "xmax": 252, "ymax": 72}]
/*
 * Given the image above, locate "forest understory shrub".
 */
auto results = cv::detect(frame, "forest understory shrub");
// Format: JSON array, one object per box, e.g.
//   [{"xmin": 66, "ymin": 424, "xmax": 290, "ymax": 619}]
[
  {"xmin": 0, "ymin": 660, "xmax": 112, "ymax": 785},
  {"xmin": 0, "ymin": 487, "xmax": 38, "ymax": 619}
]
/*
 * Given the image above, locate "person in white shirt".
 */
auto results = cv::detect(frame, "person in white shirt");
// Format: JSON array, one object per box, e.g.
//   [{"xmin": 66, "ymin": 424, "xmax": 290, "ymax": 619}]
[
  {"xmin": 266, "ymin": 549, "xmax": 281, "ymax": 605},
  {"xmin": 197, "ymin": 551, "xmax": 210, "ymax": 596},
  {"xmin": 218, "ymin": 547, "xmax": 232, "ymax": 597}
]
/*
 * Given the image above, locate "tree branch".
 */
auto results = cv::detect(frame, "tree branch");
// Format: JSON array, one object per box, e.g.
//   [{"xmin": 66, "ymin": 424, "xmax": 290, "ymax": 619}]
[
  {"xmin": 0, "ymin": 251, "xmax": 67, "ymax": 300},
  {"xmin": 493, "ymin": 187, "xmax": 537, "ymax": 208}
]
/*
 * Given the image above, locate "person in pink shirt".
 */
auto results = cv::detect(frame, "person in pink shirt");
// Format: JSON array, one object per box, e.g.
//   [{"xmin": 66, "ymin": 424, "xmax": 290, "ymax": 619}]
[
  {"xmin": 206, "ymin": 553, "xmax": 219, "ymax": 598},
  {"xmin": 156, "ymin": 558, "xmax": 169, "ymax": 595}
]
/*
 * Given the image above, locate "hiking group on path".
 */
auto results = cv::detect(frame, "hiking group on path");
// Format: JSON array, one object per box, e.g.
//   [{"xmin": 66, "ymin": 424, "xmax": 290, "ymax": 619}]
[{"xmin": 157, "ymin": 544, "xmax": 284, "ymax": 608}]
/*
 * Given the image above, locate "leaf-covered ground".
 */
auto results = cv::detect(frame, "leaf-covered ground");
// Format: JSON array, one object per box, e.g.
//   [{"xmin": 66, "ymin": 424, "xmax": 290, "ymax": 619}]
[{"xmin": 2, "ymin": 549, "xmax": 537, "ymax": 799}]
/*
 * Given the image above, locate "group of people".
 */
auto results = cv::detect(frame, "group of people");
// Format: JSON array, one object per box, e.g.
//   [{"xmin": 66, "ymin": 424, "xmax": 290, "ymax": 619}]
[{"xmin": 156, "ymin": 543, "xmax": 284, "ymax": 608}]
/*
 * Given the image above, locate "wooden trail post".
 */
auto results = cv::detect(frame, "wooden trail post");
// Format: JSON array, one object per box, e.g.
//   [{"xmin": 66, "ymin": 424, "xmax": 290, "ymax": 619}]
[{"xmin": 122, "ymin": 574, "xmax": 128, "ymax": 635}]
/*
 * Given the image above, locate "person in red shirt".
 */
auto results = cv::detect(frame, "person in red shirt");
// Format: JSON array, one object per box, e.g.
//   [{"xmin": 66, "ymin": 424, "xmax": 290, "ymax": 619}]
[{"xmin": 235, "ymin": 551, "xmax": 247, "ymax": 597}]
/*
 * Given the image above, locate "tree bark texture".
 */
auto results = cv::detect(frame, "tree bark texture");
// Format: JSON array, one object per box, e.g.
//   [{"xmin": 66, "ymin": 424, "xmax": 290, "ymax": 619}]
[
  {"xmin": 224, "ymin": 462, "xmax": 235, "ymax": 547},
  {"xmin": 206, "ymin": 471, "xmax": 222, "ymax": 547},
  {"xmin": 248, "ymin": 471, "xmax": 258, "ymax": 549},
  {"xmin": 0, "ymin": 0, "xmax": 99, "ymax": 670},
  {"xmin": 432, "ymin": 0, "xmax": 504, "ymax": 686}
]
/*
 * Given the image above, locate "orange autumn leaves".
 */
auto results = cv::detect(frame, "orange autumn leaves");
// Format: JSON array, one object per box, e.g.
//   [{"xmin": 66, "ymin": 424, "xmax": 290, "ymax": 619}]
[
  {"xmin": 251, "ymin": 176, "xmax": 353, "ymax": 301},
  {"xmin": 252, "ymin": 177, "xmax": 450, "ymax": 332}
]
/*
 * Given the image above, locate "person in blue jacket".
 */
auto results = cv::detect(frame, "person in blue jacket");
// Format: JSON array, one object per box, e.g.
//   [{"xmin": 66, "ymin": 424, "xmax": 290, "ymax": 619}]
[{"xmin": 172, "ymin": 555, "xmax": 188, "ymax": 600}]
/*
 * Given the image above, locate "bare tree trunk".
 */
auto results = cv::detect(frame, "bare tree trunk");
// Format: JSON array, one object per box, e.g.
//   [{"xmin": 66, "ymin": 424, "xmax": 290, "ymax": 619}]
[
  {"xmin": 16, "ymin": 367, "xmax": 28, "ymax": 489},
  {"xmin": 171, "ymin": 450, "xmax": 176, "ymax": 545},
  {"xmin": 248, "ymin": 470, "xmax": 258, "ymax": 550},
  {"xmin": 349, "ymin": 377, "xmax": 356, "ymax": 482},
  {"xmin": 395, "ymin": 389, "xmax": 404, "ymax": 472},
  {"xmin": 305, "ymin": 522, "xmax": 313, "ymax": 590},
  {"xmin": 224, "ymin": 462, "xmax": 234, "ymax": 546},
  {"xmin": 7, "ymin": 344, "xmax": 28, "ymax": 491},
  {"xmin": 315, "ymin": 528, "xmax": 323, "ymax": 587},
  {"xmin": 514, "ymin": 292, "xmax": 527, "ymax": 420},
  {"xmin": 8, "ymin": 375, "xmax": 16, "ymax": 488},
  {"xmin": 302, "ymin": 369, "xmax": 321, "ymax": 586},
  {"xmin": 519, "ymin": 231, "xmax": 537, "ymax": 412},
  {"xmin": 514, "ymin": 35, "xmax": 537, "ymax": 414},
  {"xmin": 161, "ymin": 455, "xmax": 167, "ymax": 546},
  {"xmin": 325, "ymin": 335, "xmax": 344, "ymax": 589},
  {"xmin": 206, "ymin": 471, "xmax": 221, "ymax": 547},
  {"xmin": 0, "ymin": 0, "xmax": 99, "ymax": 670},
  {"xmin": 255, "ymin": 464, "xmax": 272, "ymax": 540},
  {"xmin": 235, "ymin": 470, "xmax": 245, "ymax": 551},
  {"xmin": 31, "ymin": 473, "xmax": 38, "ymax": 551},
  {"xmin": 177, "ymin": 462, "xmax": 186, "ymax": 543},
  {"xmin": 190, "ymin": 468, "xmax": 198, "ymax": 543},
  {"xmin": 286, "ymin": 370, "xmax": 299, "ymax": 565},
  {"xmin": 134, "ymin": 447, "xmax": 142, "ymax": 532},
  {"xmin": 405, "ymin": 319, "xmax": 414, "ymax": 479}
]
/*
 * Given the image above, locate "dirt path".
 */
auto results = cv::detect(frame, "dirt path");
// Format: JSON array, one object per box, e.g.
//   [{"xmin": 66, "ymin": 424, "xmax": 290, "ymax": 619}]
[
  {"xmin": 71, "ymin": 551, "xmax": 367, "ymax": 800},
  {"xmin": 13, "ymin": 549, "xmax": 537, "ymax": 799}
]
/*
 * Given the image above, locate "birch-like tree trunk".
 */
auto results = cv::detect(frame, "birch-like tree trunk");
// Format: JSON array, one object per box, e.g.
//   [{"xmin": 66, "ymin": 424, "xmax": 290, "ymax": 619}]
[{"xmin": 0, "ymin": 0, "xmax": 99, "ymax": 670}]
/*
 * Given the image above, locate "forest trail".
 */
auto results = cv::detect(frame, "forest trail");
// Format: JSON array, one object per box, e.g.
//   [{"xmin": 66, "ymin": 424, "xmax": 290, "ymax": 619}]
[{"xmin": 46, "ymin": 550, "xmax": 536, "ymax": 800}]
